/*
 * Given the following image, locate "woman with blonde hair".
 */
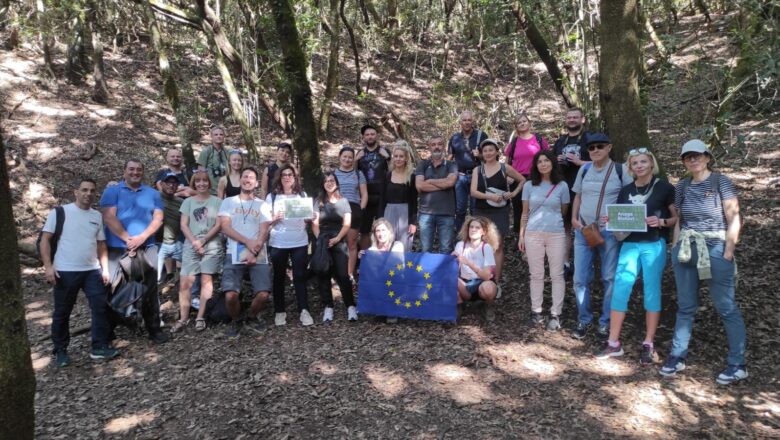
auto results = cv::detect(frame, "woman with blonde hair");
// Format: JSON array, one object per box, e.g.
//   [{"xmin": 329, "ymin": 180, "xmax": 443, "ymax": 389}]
[
  {"xmin": 452, "ymin": 216, "xmax": 499, "ymax": 306},
  {"xmin": 380, "ymin": 141, "xmax": 418, "ymax": 250},
  {"xmin": 217, "ymin": 150, "xmax": 244, "ymax": 199},
  {"xmin": 368, "ymin": 217, "xmax": 404, "ymax": 252},
  {"xmin": 594, "ymin": 148, "xmax": 676, "ymax": 363}
]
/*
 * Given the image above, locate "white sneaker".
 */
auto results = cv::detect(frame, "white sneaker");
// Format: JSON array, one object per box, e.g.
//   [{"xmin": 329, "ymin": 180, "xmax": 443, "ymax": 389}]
[
  {"xmin": 300, "ymin": 309, "xmax": 314, "ymax": 326},
  {"xmin": 274, "ymin": 312, "xmax": 287, "ymax": 326},
  {"xmin": 322, "ymin": 307, "xmax": 334, "ymax": 322},
  {"xmin": 496, "ymin": 286, "xmax": 503, "ymax": 299},
  {"xmin": 347, "ymin": 306, "xmax": 358, "ymax": 321}
]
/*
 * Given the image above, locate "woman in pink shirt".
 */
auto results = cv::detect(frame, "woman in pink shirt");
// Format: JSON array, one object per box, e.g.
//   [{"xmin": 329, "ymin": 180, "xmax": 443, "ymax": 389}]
[{"xmin": 505, "ymin": 113, "xmax": 549, "ymax": 236}]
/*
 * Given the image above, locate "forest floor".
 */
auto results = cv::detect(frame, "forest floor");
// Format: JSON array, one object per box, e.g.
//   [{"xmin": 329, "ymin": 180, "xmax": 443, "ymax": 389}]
[{"xmin": 2, "ymin": 13, "xmax": 779, "ymax": 439}]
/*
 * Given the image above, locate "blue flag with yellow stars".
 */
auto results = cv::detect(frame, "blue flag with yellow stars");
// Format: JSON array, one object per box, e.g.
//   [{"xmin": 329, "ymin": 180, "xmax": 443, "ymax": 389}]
[{"xmin": 357, "ymin": 251, "xmax": 458, "ymax": 322}]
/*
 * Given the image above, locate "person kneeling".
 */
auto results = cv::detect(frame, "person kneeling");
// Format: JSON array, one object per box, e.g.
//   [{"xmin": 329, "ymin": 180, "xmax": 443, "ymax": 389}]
[{"xmin": 453, "ymin": 216, "xmax": 498, "ymax": 321}]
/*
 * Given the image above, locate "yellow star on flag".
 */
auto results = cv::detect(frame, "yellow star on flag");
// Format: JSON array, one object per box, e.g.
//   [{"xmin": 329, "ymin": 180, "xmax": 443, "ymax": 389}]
[
  {"xmin": 424, "ymin": 272, "xmax": 430, "ymax": 279},
  {"xmin": 388, "ymin": 291, "xmax": 395, "ymax": 297},
  {"xmin": 396, "ymin": 263, "xmax": 403, "ymax": 270},
  {"xmin": 416, "ymin": 265, "xmax": 422, "ymax": 272},
  {"xmin": 405, "ymin": 302, "xmax": 411, "ymax": 308},
  {"xmin": 422, "ymin": 293, "xmax": 429, "ymax": 300},
  {"xmin": 395, "ymin": 298, "xmax": 401, "ymax": 305},
  {"xmin": 407, "ymin": 261, "xmax": 413, "ymax": 268},
  {"xmin": 385, "ymin": 280, "xmax": 392, "ymax": 287},
  {"xmin": 415, "ymin": 300, "xmax": 422, "ymax": 307},
  {"xmin": 426, "ymin": 283, "xmax": 432, "ymax": 290},
  {"xmin": 389, "ymin": 270, "xmax": 395, "ymax": 277}
]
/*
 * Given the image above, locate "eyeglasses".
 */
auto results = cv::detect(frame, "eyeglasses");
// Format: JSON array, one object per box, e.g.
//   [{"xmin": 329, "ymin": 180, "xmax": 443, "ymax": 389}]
[
  {"xmin": 628, "ymin": 148, "xmax": 649, "ymax": 156},
  {"xmin": 588, "ymin": 143, "xmax": 609, "ymax": 151},
  {"xmin": 683, "ymin": 153, "xmax": 706, "ymax": 162}
]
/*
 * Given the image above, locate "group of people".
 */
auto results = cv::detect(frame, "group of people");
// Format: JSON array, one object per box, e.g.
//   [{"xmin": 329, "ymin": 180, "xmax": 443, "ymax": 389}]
[{"xmin": 40, "ymin": 109, "xmax": 748, "ymax": 385}]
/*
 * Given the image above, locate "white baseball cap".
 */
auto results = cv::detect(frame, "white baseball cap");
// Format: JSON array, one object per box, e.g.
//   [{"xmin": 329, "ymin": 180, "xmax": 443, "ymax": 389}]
[{"xmin": 680, "ymin": 139, "xmax": 710, "ymax": 158}]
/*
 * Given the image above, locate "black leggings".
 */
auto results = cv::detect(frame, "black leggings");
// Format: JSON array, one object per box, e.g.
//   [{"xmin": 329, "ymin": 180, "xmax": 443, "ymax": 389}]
[
  {"xmin": 270, "ymin": 245, "xmax": 309, "ymax": 313},
  {"xmin": 317, "ymin": 241, "xmax": 354, "ymax": 308}
]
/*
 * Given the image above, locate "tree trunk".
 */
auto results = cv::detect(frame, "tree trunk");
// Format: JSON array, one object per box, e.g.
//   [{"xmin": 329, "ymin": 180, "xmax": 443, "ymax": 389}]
[
  {"xmin": 86, "ymin": 0, "xmax": 109, "ymax": 103},
  {"xmin": 439, "ymin": 0, "xmax": 456, "ymax": 80},
  {"xmin": 599, "ymin": 0, "xmax": 652, "ymax": 160},
  {"xmin": 66, "ymin": 5, "xmax": 89, "ymax": 84},
  {"xmin": 267, "ymin": 0, "xmax": 322, "ymax": 195},
  {"xmin": 35, "ymin": 0, "xmax": 57, "ymax": 80},
  {"xmin": 0, "ymin": 131, "xmax": 36, "ymax": 440},
  {"xmin": 642, "ymin": 5, "xmax": 669, "ymax": 60},
  {"xmin": 695, "ymin": 0, "xmax": 712, "ymax": 23},
  {"xmin": 318, "ymin": 0, "xmax": 341, "ymax": 135},
  {"xmin": 142, "ymin": 0, "xmax": 196, "ymax": 169},
  {"xmin": 512, "ymin": 3, "xmax": 577, "ymax": 108},
  {"xmin": 340, "ymin": 0, "xmax": 363, "ymax": 96}
]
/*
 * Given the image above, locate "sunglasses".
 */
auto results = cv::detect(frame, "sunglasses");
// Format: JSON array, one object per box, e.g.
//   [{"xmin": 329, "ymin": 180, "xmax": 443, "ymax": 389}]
[
  {"xmin": 628, "ymin": 147, "xmax": 649, "ymax": 156},
  {"xmin": 682, "ymin": 152, "xmax": 706, "ymax": 162},
  {"xmin": 588, "ymin": 143, "xmax": 609, "ymax": 151}
]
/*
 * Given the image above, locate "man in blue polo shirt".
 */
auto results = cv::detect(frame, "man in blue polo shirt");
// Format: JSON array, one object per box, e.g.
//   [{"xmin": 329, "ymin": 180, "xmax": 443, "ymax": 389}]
[{"xmin": 100, "ymin": 159, "xmax": 169, "ymax": 344}]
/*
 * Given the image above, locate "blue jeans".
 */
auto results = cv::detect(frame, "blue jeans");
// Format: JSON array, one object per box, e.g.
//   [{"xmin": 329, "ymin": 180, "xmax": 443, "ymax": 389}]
[
  {"xmin": 419, "ymin": 214, "xmax": 456, "ymax": 254},
  {"xmin": 670, "ymin": 241, "xmax": 746, "ymax": 366},
  {"xmin": 51, "ymin": 269, "xmax": 111, "ymax": 352},
  {"xmin": 455, "ymin": 173, "xmax": 475, "ymax": 232},
  {"xmin": 573, "ymin": 228, "xmax": 621, "ymax": 327}
]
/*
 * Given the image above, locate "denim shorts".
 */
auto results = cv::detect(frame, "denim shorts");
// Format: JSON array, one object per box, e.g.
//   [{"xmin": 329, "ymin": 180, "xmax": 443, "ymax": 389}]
[{"xmin": 461, "ymin": 277, "xmax": 484, "ymax": 301}]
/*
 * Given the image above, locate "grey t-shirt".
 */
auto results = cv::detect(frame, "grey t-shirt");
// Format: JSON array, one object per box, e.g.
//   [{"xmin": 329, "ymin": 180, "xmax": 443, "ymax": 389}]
[
  {"xmin": 415, "ymin": 159, "xmax": 458, "ymax": 216},
  {"xmin": 180, "ymin": 195, "xmax": 222, "ymax": 237},
  {"xmin": 522, "ymin": 181, "xmax": 570, "ymax": 233},
  {"xmin": 573, "ymin": 160, "xmax": 632, "ymax": 225}
]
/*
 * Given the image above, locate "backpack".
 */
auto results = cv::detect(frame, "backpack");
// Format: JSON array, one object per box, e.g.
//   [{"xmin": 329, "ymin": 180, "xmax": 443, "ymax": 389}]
[
  {"xmin": 36, "ymin": 206, "xmax": 65, "ymax": 261},
  {"xmin": 205, "ymin": 290, "xmax": 231, "ymax": 324},
  {"xmin": 506, "ymin": 133, "xmax": 545, "ymax": 166},
  {"xmin": 581, "ymin": 161, "xmax": 624, "ymax": 183},
  {"xmin": 309, "ymin": 233, "xmax": 333, "ymax": 276},
  {"xmin": 108, "ymin": 252, "xmax": 148, "ymax": 330}
]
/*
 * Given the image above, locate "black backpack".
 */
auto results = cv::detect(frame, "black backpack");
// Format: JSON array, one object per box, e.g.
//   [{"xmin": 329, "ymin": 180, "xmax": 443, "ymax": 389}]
[
  {"xmin": 309, "ymin": 233, "xmax": 333, "ymax": 276},
  {"xmin": 205, "ymin": 290, "xmax": 231, "ymax": 324},
  {"xmin": 36, "ymin": 206, "xmax": 65, "ymax": 261}
]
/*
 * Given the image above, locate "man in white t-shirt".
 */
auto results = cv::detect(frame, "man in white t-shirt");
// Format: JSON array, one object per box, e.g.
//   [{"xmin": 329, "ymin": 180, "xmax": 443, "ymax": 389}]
[
  {"xmin": 218, "ymin": 167, "xmax": 273, "ymax": 338},
  {"xmin": 41, "ymin": 179, "xmax": 118, "ymax": 368}
]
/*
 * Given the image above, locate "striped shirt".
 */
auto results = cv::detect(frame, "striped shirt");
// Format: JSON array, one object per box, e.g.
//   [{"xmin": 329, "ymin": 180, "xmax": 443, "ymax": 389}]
[
  {"xmin": 675, "ymin": 173, "xmax": 737, "ymax": 236},
  {"xmin": 334, "ymin": 168, "xmax": 367, "ymax": 205}
]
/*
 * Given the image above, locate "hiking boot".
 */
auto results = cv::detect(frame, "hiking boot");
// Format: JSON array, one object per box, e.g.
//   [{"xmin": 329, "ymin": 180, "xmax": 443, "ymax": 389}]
[
  {"xmin": 149, "ymin": 331, "xmax": 170, "ymax": 345},
  {"xmin": 659, "ymin": 356, "xmax": 686, "ymax": 377},
  {"xmin": 300, "ymin": 309, "xmax": 314, "ymax": 326},
  {"xmin": 546, "ymin": 315, "xmax": 561, "ymax": 331},
  {"xmin": 225, "ymin": 321, "xmax": 241, "ymax": 339},
  {"xmin": 571, "ymin": 322, "xmax": 591, "ymax": 340},
  {"xmin": 170, "ymin": 320, "xmax": 189, "ymax": 334},
  {"xmin": 596, "ymin": 324, "xmax": 609, "ymax": 340},
  {"xmin": 639, "ymin": 344, "xmax": 660, "ymax": 365},
  {"xmin": 55, "ymin": 350, "xmax": 71, "ymax": 368},
  {"xmin": 244, "ymin": 318, "xmax": 266, "ymax": 335},
  {"xmin": 594, "ymin": 342, "xmax": 624, "ymax": 359},
  {"xmin": 529, "ymin": 312, "xmax": 545, "ymax": 326},
  {"xmin": 275, "ymin": 312, "xmax": 287, "ymax": 326},
  {"xmin": 716, "ymin": 365, "xmax": 748, "ymax": 385},
  {"xmin": 322, "ymin": 307, "xmax": 334, "ymax": 323},
  {"xmin": 90, "ymin": 347, "xmax": 120, "ymax": 361},
  {"xmin": 347, "ymin": 306, "xmax": 358, "ymax": 322}
]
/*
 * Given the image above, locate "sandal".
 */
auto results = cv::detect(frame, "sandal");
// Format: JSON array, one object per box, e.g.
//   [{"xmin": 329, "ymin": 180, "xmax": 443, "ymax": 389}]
[
  {"xmin": 170, "ymin": 320, "xmax": 189, "ymax": 333},
  {"xmin": 195, "ymin": 318, "xmax": 207, "ymax": 332}
]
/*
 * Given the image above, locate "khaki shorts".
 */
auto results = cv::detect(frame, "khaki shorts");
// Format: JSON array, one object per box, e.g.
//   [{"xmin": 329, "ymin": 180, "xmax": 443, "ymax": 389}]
[{"xmin": 181, "ymin": 239, "xmax": 224, "ymax": 276}]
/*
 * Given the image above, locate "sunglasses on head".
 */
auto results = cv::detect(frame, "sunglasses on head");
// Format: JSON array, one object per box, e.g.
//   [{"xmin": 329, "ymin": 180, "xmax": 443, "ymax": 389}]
[
  {"xmin": 192, "ymin": 169, "xmax": 209, "ymax": 174},
  {"xmin": 588, "ymin": 143, "xmax": 609, "ymax": 151},
  {"xmin": 228, "ymin": 149, "xmax": 242, "ymax": 154},
  {"xmin": 628, "ymin": 147, "xmax": 649, "ymax": 156}
]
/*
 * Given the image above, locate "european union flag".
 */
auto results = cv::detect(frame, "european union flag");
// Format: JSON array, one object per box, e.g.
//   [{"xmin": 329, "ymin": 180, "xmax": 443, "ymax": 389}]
[{"xmin": 357, "ymin": 251, "xmax": 458, "ymax": 322}]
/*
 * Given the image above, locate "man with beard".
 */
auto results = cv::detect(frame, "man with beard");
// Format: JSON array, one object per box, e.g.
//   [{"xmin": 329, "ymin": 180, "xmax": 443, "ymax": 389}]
[
  {"xmin": 447, "ymin": 111, "xmax": 488, "ymax": 232},
  {"xmin": 197, "ymin": 125, "xmax": 229, "ymax": 195},
  {"xmin": 260, "ymin": 142, "xmax": 294, "ymax": 199},
  {"xmin": 415, "ymin": 136, "xmax": 458, "ymax": 254},
  {"xmin": 355, "ymin": 124, "xmax": 391, "ymax": 251},
  {"xmin": 154, "ymin": 148, "xmax": 194, "ymax": 198},
  {"xmin": 100, "ymin": 159, "xmax": 169, "ymax": 344},
  {"xmin": 552, "ymin": 107, "xmax": 592, "ymax": 273}
]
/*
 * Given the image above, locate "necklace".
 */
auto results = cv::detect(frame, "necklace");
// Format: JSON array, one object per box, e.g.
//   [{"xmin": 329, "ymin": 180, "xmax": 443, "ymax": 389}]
[
  {"xmin": 239, "ymin": 197, "xmax": 255, "ymax": 224},
  {"xmin": 628, "ymin": 177, "xmax": 657, "ymax": 205}
]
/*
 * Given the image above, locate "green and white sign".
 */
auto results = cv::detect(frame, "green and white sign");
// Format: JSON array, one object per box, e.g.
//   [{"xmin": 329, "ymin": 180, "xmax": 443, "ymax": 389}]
[
  {"xmin": 606, "ymin": 204, "xmax": 647, "ymax": 232},
  {"xmin": 281, "ymin": 197, "xmax": 314, "ymax": 220}
]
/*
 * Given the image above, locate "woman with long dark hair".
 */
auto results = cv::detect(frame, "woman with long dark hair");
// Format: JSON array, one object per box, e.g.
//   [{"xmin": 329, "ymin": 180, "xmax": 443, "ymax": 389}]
[
  {"xmin": 334, "ymin": 146, "xmax": 368, "ymax": 279},
  {"xmin": 312, "ymin": 172, "xmax": 356, "ymax": 322},
  {"xmin": 518, "ymin": 150, "xmax": 570, "ymax": 330},
  {"xmin": 267, "ymin": 164, "xmax": 313, "ymax": 326}
]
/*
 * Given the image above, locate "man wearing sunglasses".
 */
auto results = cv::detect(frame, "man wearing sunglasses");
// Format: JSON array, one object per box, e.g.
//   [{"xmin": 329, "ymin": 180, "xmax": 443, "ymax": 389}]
[{"xmin": 570, "ymin": 133, "xmax": 632, "ymax": 340}]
